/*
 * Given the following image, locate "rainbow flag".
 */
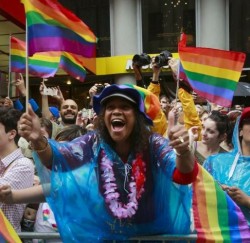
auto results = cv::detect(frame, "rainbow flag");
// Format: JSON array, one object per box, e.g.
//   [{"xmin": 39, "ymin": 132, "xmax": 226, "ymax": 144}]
[
  {"xmin": 11, "ymin": 37, "xmax": 87, "ymax": 81},
  {"xmin": 193, "ymin": 165, "xmax": 250, "ymax": 242},
  {"xmin": 0, "ymin": 209, "xmax": 22, "ymax": 243},
  {"xmin": 179, "ymin": 46, "xmax": 246, "ymax": 107},
  {"xmin": 59, "ymin": 52, "xmax": 86, "ymax": 82},
  {"xmin": 11, "ymin": 36, "xmax": 60, "ymax": 78},
  {"xmin": 21, "ymin": 0, "xmax": 97, "ymax": 58}
]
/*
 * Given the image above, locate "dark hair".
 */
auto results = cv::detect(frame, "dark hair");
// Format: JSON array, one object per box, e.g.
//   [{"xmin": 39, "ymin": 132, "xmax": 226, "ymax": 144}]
[
  {"xmin": 208, "ymin": 111, "xmax": 230, "ymax": 134},
  {"xmin": 159, "ymin": 94, "xmax": 170, "ymax": 102},
  {"xmin": 40, "ymin": 118, "xmax": 53, "ymax": 139},
  {"xmin": 208, "ymin": 110, "xmax": 233, "ymax": 146},
  {"xmin": 95, "ymin": 108, "xmax": 152, "ymax": 153},
  {"xmin": 0, "ymin": 107, "xmax": 23, "ymax": 144},
  {"xmin": 55, "ymin": 124, "xmax": 87, "ymax": 142}
]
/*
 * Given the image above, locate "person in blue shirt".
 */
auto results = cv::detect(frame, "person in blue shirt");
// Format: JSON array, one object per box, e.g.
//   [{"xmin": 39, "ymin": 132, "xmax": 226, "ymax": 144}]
[{"xmin": 17, "ymin": 84, "xmax": 197, "ymax": 242}]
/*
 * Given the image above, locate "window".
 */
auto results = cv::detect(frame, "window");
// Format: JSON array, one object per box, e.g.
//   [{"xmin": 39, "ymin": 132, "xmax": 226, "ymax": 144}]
[
  {"xmin": 141, "ymin": 0, "xmax": 196, "ymax": 54},
  {"xmin": 229, "ymin": 0, "xmax": 250, "ymax": 68}
]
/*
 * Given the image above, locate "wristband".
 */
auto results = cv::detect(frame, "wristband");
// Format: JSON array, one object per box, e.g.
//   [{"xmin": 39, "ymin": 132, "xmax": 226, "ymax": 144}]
[{"xmin": 30, "ymin": 136, "xmax": 49, "ymax": 153}]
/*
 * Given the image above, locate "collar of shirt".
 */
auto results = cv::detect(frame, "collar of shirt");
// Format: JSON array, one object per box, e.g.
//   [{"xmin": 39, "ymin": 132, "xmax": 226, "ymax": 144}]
[{"xmin": 0, "ymin": 148, "xmax": 24, "ymax": 171}]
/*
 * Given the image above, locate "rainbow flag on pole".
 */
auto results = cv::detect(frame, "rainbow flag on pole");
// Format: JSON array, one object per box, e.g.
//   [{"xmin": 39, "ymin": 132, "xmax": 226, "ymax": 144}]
[
  {"xmin": 11, "ymin": 36, "xmax": 60, "ymax": 78},
  {"xmin": 179, "ymin": 46, "xmax": 246, "ymax": 107},
  {"xmin": 0, "ymin": 209, "xmax": 22, "ymax": 243},
  {"xmin": 21, "ymin": 0, "xmax": 97, "ymax": 58},
  {"xmin": 11, "ymin": 37, "xmax": 87, "ymax": 81},
  {"xmin": 193, "ymin": 165, "xmax": 250, "ymax": 242}
]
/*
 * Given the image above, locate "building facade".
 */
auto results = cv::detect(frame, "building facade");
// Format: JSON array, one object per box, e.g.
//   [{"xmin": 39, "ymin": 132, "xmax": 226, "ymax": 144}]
[{"xmin": 0, "ymin": 0, "xmax": 249, "ymax": 107}]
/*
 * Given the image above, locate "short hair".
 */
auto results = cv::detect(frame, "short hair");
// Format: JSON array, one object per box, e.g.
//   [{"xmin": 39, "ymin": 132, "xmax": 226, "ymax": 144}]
[
  {"xmin": 0, "ymin": 107, "xmax": 23, "ymax": 144},
  {"xmin": 40, "ymin": 118, "xmax": 53, "ymax": 139},
  {"xmin": 55, "ymin": 125, "xmax": 87, "ymax": 142},
  {"xmin": 159, "ymin": 94, "xmax": 170, "ymax": 102}
]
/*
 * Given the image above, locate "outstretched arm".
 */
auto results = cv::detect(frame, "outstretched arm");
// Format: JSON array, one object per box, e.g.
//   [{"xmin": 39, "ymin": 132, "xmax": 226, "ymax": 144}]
[
  {"xmin": 0, "ymin": 184, "xmax": 45, "ymax": 204},
  {"xmin": 167, "ymin": 110, "xmax": 196, "ymax": 177},
  {"xmin": 223, "ymin": 186, "xmax": 250, "ymax": 208}
]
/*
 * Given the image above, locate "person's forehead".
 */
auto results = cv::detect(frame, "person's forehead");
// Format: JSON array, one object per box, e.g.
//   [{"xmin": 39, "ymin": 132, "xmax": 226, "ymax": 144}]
[
  {"xmin": 203, "ymin": 118, "xmax": 217, "ymax": 128},
  {"xmin": 160, "ymin": 97, "xmax": 169, "ymax": 102},
  {"xmin": 62, "ymin": 100, "xmax": 77, "ymax": 107}
]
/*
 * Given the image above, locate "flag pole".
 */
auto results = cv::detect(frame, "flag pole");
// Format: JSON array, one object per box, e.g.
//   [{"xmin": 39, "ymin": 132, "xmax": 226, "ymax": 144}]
[
  {"xmin": 25, "ymin": 19, "xmax": 29, "ymax": 112},
  {"xmin": 8, "ymin": 35, "xmax": 11, "ymax": 98},
  {"xmin": 175, "ymin": 59, "xmax": 180, "ymax": 101}
]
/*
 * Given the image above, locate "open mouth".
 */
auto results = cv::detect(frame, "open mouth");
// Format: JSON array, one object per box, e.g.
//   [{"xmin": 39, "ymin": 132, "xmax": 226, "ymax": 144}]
[{"xmin": 111, "ymin": 119, "xmax": 125, "ymax": 131}]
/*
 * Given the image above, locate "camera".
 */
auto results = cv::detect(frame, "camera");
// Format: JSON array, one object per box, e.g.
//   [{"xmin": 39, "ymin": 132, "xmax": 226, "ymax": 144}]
[
  {"xmin": 81, "ymin": 108, "xmax": 89, "ymax": 119},
  {"xmin": 82, "ymin": 108, "xmax": 94, "ymax": 119},
  {"xmin": 96, "ymin": 84, "xmax": 105, "ymax": 94},
  {"xmin": 132, "ymin": 53, "xmax": 151, "ymax": 67},
  {"xmin": 154, "ymin": 50, "xmax": 172, "ymax": 68}
]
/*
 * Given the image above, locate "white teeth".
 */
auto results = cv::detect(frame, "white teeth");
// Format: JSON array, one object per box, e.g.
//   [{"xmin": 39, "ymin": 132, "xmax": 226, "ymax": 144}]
[{"xmin": 112, "ymin": 119, "xmax": 123, "ymax": 122}]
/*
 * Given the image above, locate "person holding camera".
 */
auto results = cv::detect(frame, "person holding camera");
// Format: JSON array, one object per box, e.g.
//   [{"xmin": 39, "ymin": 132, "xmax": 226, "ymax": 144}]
[
  {"xmin": 75, "ymin": 83, "xmax": 111, "ymax": 131},
  {"xmin": 88, "ymin": 83, "xmax": 110, "ymax": 107},
  {"xmin": 132, "ymin": 53, "xmax": 170, "ymax": 137}
]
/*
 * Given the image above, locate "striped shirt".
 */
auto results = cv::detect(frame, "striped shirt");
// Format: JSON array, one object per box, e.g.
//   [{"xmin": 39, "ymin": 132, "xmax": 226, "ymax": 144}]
[{"xmin": 0, "ymin": 148, "xmax": 34, "ymax": 232}]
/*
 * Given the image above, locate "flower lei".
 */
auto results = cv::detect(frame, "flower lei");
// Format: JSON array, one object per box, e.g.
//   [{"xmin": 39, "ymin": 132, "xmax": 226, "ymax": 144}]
[{"xmin": 100, "ymin": 150, "xmax": 146, "ymax": 219}]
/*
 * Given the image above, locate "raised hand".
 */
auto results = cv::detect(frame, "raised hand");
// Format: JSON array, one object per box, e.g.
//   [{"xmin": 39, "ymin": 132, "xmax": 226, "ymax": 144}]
[
  {"xmin": 18, "ymin": 104, "xmax": 42, "ymax": 142},
  {"xmin": 167, "ymin": 111, "xmax": 190, "ymax": 155},
  {"xmin": 12, "ymin": 73, "xmax": 26, "ymax": 96}
]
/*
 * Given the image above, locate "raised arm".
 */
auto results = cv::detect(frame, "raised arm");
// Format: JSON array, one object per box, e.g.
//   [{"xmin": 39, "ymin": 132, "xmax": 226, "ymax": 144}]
[
  {"xmin": 40, "ymin": 82, "xmax": 51, "ymax": 120},
  {"xmin": 0, "ymin": 184, "xmax": 45, "ymax": 204},
  {"xmin": 167, "ymin": 110, "xmax": 196, "ymax": 174}
]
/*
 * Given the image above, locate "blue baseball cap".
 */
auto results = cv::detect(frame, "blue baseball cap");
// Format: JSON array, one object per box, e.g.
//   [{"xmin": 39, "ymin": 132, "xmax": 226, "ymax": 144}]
[
  {"xmin": 93, "ymin": 84, "xmax": 153, "ymax": 125},
  {"xmin": 49, "ymin": 106, "xmax": 60, "ymax": 119}
]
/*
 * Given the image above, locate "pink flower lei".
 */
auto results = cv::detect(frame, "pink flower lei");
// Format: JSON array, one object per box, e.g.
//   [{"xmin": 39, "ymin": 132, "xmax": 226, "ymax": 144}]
[{"xmin": 100, "ymin": 150, "xmax": 146, "ymax": 219}]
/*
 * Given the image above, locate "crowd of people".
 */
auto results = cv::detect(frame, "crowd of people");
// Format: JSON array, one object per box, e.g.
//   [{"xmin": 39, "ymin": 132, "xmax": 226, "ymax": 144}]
[{"xmin": 0, "ymin": 56, "xmax": 249, "ymax": 242}]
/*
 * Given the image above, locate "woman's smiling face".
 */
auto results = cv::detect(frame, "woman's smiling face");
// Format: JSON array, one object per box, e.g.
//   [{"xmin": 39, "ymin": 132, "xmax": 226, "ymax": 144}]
[{"xmin": 104, "ymin": 97, "xmax": 136, "ymax": 145}]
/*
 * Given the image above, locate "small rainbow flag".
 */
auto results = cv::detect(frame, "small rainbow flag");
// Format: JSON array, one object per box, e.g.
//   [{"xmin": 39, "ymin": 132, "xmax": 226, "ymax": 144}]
[
  {"xmin": 0, "ymin": 209, "xmax": 22, "ymax": 243},
  {"xmin": 11, "ymin": 36, "xmax": 60, "ymax": 78},
  {"xmin": 21, "ymin": 0, "xmax": 97, "ymax": 58},
  {"xmin": 59, "ymin": 52, "xmax": 86, "ymax": 82},
  {"xmin": 193, "ymin": 165, "xmax": 250, "ymax": 242},
  {"xmin": 125, "ymin": 84, "xmax": 167, "ymax": 136},
  {"xmin": 11, "ymin": 37, "xmax": 87, "ymax": 81},
  {"xmin": 179, "ymin": 46, "xmax": 246, "ymax": 107}
]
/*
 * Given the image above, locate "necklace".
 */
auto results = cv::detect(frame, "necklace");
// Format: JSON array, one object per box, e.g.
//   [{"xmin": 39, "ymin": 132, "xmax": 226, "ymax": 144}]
[{"xmin": 100, "ymin": 150, "xmax": 146, "ymax": 219}]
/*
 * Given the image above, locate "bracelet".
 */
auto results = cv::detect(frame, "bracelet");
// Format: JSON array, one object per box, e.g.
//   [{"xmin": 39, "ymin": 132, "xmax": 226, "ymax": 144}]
[
  {"xmin": 30, "ymin": 136, "xmax": 49, "ymax": 153},
  {"xmin": 151, "ymin": 80, "xmax": 160, "ymax": 84}
]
